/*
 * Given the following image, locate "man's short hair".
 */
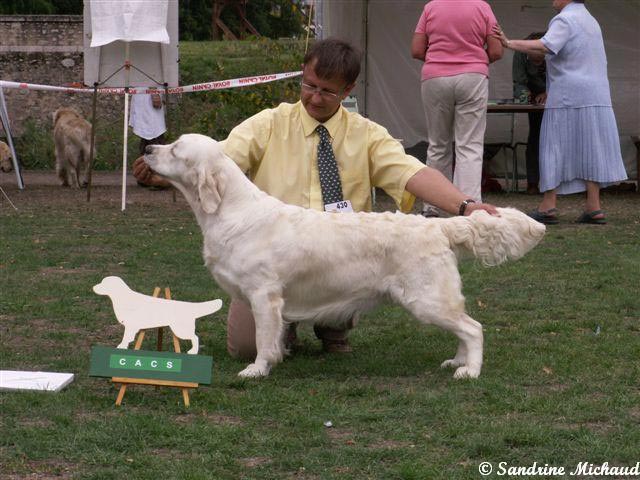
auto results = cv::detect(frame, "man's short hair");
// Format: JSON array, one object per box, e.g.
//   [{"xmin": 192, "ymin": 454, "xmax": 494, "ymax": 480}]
[{"xmin": 303, "ymin": 38, "xmax": 362, "ymax": 86}]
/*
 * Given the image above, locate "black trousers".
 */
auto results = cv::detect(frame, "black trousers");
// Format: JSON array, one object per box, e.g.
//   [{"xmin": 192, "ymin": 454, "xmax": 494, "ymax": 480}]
[
  {"xmin": 138, "ymin": 134, "xmax": 166, "ymax": 156},
  {"xmin": 526, "ymin": 111, "xmax": 543, "ymax": 186}
]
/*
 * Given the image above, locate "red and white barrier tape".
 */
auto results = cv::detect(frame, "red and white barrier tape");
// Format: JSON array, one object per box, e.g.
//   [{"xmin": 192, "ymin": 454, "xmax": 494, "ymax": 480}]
[{"xmin": 0, "ymin": 70, "xmax": 302, "ymax": 95}]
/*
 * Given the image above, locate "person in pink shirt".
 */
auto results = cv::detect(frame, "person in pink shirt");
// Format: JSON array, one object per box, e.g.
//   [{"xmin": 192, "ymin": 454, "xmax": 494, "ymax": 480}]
[{"xmin": 412, "ymin": 0, "xmax": 503, "ymax": 217}]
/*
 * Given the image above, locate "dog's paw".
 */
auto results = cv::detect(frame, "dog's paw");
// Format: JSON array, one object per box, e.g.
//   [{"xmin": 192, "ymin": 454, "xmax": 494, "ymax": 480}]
[
  {"xmin": 453, "ymin": 365, "xmax": 481, "ymax": 379},
  {"xmin": 440, "ymin": 358, "xmax": 465, "ymax": 369},
  {"xmin": 238, "ymin": 362, "xmax": 271, "ymax": 378}
]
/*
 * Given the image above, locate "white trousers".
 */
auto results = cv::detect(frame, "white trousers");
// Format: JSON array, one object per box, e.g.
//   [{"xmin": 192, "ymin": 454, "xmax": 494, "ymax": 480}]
[{"xmin": 421, "ymin": 73, "xmax": 488, "ymax": 206}]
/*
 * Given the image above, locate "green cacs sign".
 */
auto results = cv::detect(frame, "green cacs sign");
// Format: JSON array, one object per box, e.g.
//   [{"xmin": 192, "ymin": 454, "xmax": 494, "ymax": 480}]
[
  {"xmin": 90, "ymin": 346, "xmax": 213, "ymax": 384},
  {"xmin": 108, "ymin": 354, "xmax": 182, "ymax": 372}
]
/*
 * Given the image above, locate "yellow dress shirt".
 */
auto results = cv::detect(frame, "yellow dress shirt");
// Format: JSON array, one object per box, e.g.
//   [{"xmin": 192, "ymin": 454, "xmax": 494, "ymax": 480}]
[{"xmin": 221, "ymin": 101, "xmax": 425, "ymax": 212}]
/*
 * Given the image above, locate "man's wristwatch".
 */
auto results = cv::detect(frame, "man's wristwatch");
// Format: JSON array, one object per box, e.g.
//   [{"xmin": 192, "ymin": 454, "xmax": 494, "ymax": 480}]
[{"xmin": 458, "ymin": 199, "xmax": 476, "ymax": 216}]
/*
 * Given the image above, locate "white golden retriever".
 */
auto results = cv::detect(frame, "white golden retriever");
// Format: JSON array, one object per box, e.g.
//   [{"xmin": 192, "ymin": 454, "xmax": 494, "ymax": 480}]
[{"xmin": 144, "ymin": 134, "xmax": 545, "ymax": 379}]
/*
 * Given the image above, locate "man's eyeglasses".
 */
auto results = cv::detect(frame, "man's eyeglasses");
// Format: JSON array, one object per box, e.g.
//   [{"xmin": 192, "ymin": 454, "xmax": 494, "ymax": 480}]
[{"xmin": 301, "ymin": 82, "xmax": 343, "ymax": 100}]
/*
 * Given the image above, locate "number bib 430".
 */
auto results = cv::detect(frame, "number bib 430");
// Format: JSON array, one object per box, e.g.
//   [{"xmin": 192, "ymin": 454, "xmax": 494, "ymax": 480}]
[{"xmin": 324, "ymin": 200, "xmax": 354, "ymax": 213}]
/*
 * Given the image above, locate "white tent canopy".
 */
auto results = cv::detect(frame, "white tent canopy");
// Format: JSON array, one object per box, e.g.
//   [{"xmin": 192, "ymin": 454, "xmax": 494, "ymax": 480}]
[{"xmin": 319, "ymin": 0, "xmax": 640, "ymax": 177}]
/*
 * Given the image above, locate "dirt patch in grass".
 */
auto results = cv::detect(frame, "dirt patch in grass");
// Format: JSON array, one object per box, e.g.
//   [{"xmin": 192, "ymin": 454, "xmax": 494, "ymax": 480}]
[
  {"xmin": 6, "ymin": 171, "xmax": 638, "ymax": 217},
  {"xmin": 38, "ymin": 266, "xmax": 100, "ymax": 277},
  {"xmin": 367, "ymin": 439, "xmax": 415, "ymax": 450},
  {"xmin": 239, "ymin": 456, "xmax": 272, "ymax": 468},
  {"xmin": 16, "ymin": 417, "xmax": 56, "ymax": 429},
  {"xmin": 150, "ymin": 448, "xmax": 195, "ymax": 462},
  {"xmin": 557, "ymin": 421, "xmax": 618, "ymax": 435},
  {"xmin": 2, "ymin": 458, "xmax": 78, "ymax": 479},
  {"xmin": 522, "ymin": 383, "xmax": 570, "ymax": 395},
  {"xmin": 172, "ymin": 412, "xmax": 245, "ymax": 426},
  {"xmin": 326, "ymin": 427, "xmax": 356, "ymax": 445}
]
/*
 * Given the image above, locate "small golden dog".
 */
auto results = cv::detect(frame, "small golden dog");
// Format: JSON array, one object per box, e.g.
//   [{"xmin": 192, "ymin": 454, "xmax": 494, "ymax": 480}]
[
  {"xmin": 0, "ymin": 140, "xmax": 13, "ymax": 172},
  {"xmin": 52, "ymin": 107, "xmax": 94, "ymax": 188}
]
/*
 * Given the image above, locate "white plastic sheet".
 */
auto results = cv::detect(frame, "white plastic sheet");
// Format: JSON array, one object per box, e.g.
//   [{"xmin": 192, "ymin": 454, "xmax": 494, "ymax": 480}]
[{"xmin": 89, "ymin": 0, "xmax": 170, "ymax": 47}]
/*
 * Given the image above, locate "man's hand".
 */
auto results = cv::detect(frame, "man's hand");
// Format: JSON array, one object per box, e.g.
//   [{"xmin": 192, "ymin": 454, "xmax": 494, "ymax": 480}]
[
  {"xmin": 406, "ymin": 167, "xmax": 500, "ymax": 217},
  {"xmin": 491, "ymin": 24, "xmax": 510, "ymax": 48},
  {"xmin": 465, "ymin": 202, "xmax": 499, "ymax": 216},
  {"xmin": 151, "ymin": 93, "xmax": 163, "ymax": 109},
  {"xmin": 534, "ymin": 92, "xmax": 547, "ymax": 105},
  {"xmin": 132, "ymin": 156, "xmax": 170, "ymax": 188}
]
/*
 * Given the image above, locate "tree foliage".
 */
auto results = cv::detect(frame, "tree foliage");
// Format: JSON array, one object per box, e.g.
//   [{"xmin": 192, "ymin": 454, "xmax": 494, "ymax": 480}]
[
  {"xmin": 181, "ymin": 0, "xmax": 304, "ymax": 41},
  {"xmin": 0, "ymin": 0, "xmax": 81, "ymax": 14},
  {"xmin": 0, "ymin": 1, "xmax": 305, "ymax": 40}
]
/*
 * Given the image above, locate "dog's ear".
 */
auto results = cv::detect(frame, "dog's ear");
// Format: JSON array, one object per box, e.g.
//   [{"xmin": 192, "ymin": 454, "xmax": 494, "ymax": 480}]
[{"xmin": 197, "ymin": 168, "xmax": 224, "ymax": 214}]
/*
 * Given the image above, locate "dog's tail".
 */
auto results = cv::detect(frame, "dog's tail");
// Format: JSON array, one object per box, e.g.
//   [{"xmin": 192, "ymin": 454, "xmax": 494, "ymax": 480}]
[
  {"xmin": 439, "ymin": 207, "xmax": 545, "ymax": 266},
  {"xmin": 193, "ymin": 299, "xmax": 224, "ymax": 318}
]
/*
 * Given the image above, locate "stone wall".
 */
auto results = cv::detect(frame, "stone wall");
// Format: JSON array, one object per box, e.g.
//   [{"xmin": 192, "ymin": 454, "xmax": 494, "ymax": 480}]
[
  {"xmin": 0, "ymin": 15, "xmax": 124, "ymax": 138},
  {"xmin": 0, "ymin": 14, "xmax": 84, "ymax": 50}
]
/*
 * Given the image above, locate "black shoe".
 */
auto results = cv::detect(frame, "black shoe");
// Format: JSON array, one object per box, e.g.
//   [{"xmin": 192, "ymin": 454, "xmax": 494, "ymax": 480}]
[{"xmin": 528, "ymin": 208, "xmax": 558, "ymax": 225}]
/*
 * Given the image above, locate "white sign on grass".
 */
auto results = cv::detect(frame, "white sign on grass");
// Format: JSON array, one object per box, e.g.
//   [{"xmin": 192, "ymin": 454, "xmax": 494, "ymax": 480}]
[{"xmin": 0, "ymin": 370, "xmax": 74, "ymax": 392}]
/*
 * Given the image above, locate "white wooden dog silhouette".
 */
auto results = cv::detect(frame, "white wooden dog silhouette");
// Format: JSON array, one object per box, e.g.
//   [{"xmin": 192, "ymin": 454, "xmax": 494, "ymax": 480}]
[{"xmin": 93, "ymin": 276, "xmax": 223, "ymax": 354}]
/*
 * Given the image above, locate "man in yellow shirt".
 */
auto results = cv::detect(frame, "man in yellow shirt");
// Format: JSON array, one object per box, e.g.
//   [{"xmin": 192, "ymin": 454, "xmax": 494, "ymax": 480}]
[{"xmin": 134, "ymin": 38, "xmax": 498, "ymax": 360}]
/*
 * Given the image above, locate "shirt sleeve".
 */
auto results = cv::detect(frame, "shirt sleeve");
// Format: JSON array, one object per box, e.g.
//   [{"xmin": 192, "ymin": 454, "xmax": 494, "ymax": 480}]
[
  {"xmin": 414, "ymin": 6, "xmax": 428, "ymax": 34},
  {"xmin": 484, "ymin": 5, "xmax": 498, "ymax": 36},
  {"xmin": 367, "ymin": 123, "xmax": 426, "ymax": 213},
  {"xmin": 541, "ymin": 16, "xmax": 571, "ymax": 55},
  {"xmin": 220, "ymin": 109, "xmax": 273, "ymax": 175}
]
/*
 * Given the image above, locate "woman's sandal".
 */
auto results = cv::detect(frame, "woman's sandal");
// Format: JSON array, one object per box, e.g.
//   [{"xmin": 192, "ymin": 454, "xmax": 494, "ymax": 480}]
[
  {"xmin": 528, "ymin": 208, "xmax": 559, "ymax": 225},
  {"xmin": 576, "ymin": 210, "xmax": 607, "ymax": 225}
]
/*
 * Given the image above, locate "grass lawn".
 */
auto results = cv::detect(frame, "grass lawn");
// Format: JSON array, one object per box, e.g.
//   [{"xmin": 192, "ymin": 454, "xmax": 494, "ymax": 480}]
[{"xmin": 1, "ymin": 179, "xmax": 638, "ymax": 479}]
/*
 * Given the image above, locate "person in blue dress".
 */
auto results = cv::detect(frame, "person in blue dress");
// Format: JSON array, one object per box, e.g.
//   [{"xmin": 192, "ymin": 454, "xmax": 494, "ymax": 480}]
[{"xmin": 492, "ymin": 0, "xmax": 627, "ymax": 224}]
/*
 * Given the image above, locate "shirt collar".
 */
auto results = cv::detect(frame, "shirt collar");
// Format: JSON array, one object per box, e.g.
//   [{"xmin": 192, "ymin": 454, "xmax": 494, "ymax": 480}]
[{"xmin": 299, "ymin": 101, "xmax": 344, "ymax": 138}]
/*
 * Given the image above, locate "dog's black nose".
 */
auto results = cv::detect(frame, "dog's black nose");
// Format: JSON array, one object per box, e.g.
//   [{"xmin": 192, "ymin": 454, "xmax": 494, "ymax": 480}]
[{"xmin": 145, "ymin": 145, "xmax": 154, "ymax": 155}]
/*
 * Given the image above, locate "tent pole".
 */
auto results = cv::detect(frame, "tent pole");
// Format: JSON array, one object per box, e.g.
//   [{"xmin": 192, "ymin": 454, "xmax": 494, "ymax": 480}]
[
  {"xmin": 362, "ymin": 0, "xmax": 369, "ymax": 117},
  {"xmin": 86, "ymin": 82, "xmax": 99, "ymax": 202},
  {"xmin": 121, "ymin": 42, "xmax": 131, "ymax": 212},
  {"xmin": 0, "ymin": 87, "xmax": 24, "ymax": 190}
]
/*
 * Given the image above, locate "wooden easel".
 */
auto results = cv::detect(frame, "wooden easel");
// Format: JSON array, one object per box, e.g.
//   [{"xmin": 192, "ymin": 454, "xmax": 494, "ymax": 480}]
[{"xmin": 112, "ymin": 287, "xmax": 196, "ymax": 407}]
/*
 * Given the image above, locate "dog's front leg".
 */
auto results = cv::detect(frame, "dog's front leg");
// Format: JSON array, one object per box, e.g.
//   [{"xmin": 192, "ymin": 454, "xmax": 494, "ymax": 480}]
[
  {"xmin": 446, "ymin": 313, "xmax": 483, "ymax": 379},
  {"xmin": 238, "ymin": 291, "xmax": 285, "ymax": 378},
  {"xmin": 117, "ymin": 326, "xmax": 138, "ymax": 349}
]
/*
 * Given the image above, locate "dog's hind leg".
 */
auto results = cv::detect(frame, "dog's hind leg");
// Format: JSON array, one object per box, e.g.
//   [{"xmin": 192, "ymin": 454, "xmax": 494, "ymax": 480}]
[
  {"xmin": 187, "ymin": 334, "xmax": 199, "ymax": 354},
  {"xmin": 79, "ymin": 147, "xmax": 91, "ymax": 188},
  {"xmin": 171, "ymin": 324, "xmax": 200, "ymax": 354},
  {"xmin": 55, "ymin": 148, "xmax": 69, "ymax": 187},
  {"xmin": 238, "ymin": 290, "xmax": 285, "ymax": 378}
]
